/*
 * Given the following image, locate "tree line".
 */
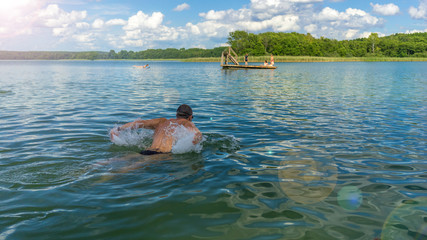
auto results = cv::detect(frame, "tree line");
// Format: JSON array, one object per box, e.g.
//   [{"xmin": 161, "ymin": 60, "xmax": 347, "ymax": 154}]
[
  {"xmin": 0, "ymin": 47, "xmax": 226, "ymax": 60},
  {"xmin": 228, "ymin": 31, "xmax": 427, "ymax": 58},
  {"xmin": 0, "ymin": 31, "xmax": 425, "ymax": 60}
]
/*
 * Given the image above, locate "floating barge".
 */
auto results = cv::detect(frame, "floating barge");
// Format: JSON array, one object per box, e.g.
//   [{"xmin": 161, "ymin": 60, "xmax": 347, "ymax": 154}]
[
  {"xmin": 221, "ymin": 47, "xmax": 277, "ymax": 70},
  {"xmin": 221, "ymin": 64, "xmax": 277, "ymax": 70}
]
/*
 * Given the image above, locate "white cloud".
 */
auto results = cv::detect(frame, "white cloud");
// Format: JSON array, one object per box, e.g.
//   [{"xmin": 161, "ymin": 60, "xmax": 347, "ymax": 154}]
[
  {"xmin": 119, "ymin": 10, "xmax": 186, "ymax": 48},
  {"xmin": 76, "ymin": 22, "xmax": 90, "ymax": 29},
  {"xmin": 106, "ymin": 19, "xmax": 127, "ymax": 26},
  {"xmin": 316, "ymin": 7, "xmax": 382, "ymax": 29},
  {"xmin": 174, "ymin": 3, "xmax": 190, "ymax": 12},
  {"xmin": 345, "ymin": 8, "xmax": 368, "ymax": 17},
  {"xmin": 32, "ymin": 4, "xmax": 122, "ymax": 49},
  {"xmin": 309, "ymin": 6, "xmax": 384, "ymax": 39},
  {"xmin": 123, "ymin": 39, "xmax": 143, "ymax": 47},
  {"xmin": 124, "ymin": 11, "xmax": 164, "ymax": 30},
  {"xmin": 192, "ymin": 1, "xmax": 384, "ymax": 45},
  {"xmin": 1, "ymin": 0, "xmax": 397, "ymax": 51},
  {"xmin": 370, "ymin": 3, "xmax": 400, "ymax": 16},
  {"xmin": 34, "ymin": 4, "xmax": 92, "ymax": 46},
  {"xmin": 304, "ymin": 24, "xmax": 317, "ymax": 33},
  {"xmin": 195, "ymin": 1, "xmax": 301, "ymax": 37},
  {"xmin": 360, "ymin": 31, "xmax": 373, "ymax": 38},
  {"xmin": 405, "ymin": 28, "xmax": 427, "ymax": 34},
  {"xmin": 92, "ymin": 19, "xmax": 104, "ymax": 29},
  {"xmin": 0, "ymin": 1, "xmax": 45, "ymax": 39},
  {"xmin": 73, "ymin": 33, "xmax": 94, "ymax": 43},
  {"xmin": 52, "ymin": 28, "xmax": 66, "ymax": 37},
  {"xmin": 186, "ymin": 22, "xmax": 200, "ymax": 35},
  {"xmin": 409, "ymin": 0, "xmax": 427, "ymax": 19},
  {"xmin": 317, "ymin": 7, "xmax": 341, "ymax": 21},
  {"xmin": 0, "ymin": 0, "xmax": 39, "ymax": 22},
  {"xmin": 290, "ymin": 0, "xmax": 322, "ymax": 2},
  {"xmin": 250, "ymin": 0, "xmax": 293, "ymax": 19},
  {"xmin": 38, "ymin": 4, "xmax": 87, "ymax": 28},
  {"xmin": 199, "ymin": 10, "xmax": 227, "ymax": 20},
  {"xmin": 344, "ymin": 29, "xmax": 359, "ymax": 39},
  {"xmin": 194, "ymin": 9, "xmax": 299, "ymax": 38},
  {"xmin": 199, "ymin": 9, "xmax": 252, "ymax": 22},
  {"xmin": 346, "ymin": 8, "xmax": 381, "ymax": 27},
  {"xmin": 266, "ymin": 15, "xmax": 300, "ymax": 32},
  {"xmin": 359, "ymin": 32, "xmax": 385, "ymax": 38},
  {"xmin": 186, "ymin": 21, "xmax": 231, "ymax": 38}
]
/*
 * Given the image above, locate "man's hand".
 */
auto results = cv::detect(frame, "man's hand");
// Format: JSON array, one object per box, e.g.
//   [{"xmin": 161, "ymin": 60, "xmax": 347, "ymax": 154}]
[
  {"xmin": 192, "ymin": 132, "xmax": 202, "ymax": 145},
  {"xmin": 110, "ymin": 127, "xmax": 120, "ymax": 141}
]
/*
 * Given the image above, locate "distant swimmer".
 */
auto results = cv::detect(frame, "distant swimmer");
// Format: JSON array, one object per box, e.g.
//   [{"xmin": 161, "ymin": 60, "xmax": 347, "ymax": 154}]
[
  {"xmin": 133, "ymin": 64, "xmax": 149, "ymax": 68},
  {"xmin": 270, "ymin": 54, "xmax": 274, "ymax": 66},
  {"xmin": 110, "ymin": 104, "xmax": 202, "ymax": 155}
]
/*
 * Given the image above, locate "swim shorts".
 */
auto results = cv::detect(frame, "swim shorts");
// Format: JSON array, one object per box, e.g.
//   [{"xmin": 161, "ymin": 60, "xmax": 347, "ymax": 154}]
[{"xmin": 140, "ymin": 150, "xmax": 165, "ymax": 155}]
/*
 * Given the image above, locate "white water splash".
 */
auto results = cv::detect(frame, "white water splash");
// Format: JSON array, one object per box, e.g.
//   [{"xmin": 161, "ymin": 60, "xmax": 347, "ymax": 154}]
[
  {"xmin": 110, "ymin": 126, "xmax": 154, "ymax": 149},
  {"xmin": 109, "ymin": 124, "xmax": 203, "ymax": 154},
  {"xmin": 171, "ymin": 124, "xmax": 203, "ymax": 154}
]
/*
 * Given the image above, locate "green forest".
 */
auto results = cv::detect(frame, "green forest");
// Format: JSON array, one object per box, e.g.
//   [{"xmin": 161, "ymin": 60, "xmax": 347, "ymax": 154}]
[
  {"xmin": 0, "ymin": 47, "xmax": 226, "ymax": 60},
  {"xmin": 228, "ymin": 31, "xmax": 427, "ymax": 58},
  {"xmin": 0, "ymin": 31, "xmax": 425, "ymax": 60}
]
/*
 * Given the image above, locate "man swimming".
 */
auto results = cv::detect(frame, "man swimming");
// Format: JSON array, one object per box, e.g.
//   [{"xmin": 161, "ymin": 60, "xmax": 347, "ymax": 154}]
[{"xmin": 110, "ymin": 104, "xmax": 202, "ymax": 155}]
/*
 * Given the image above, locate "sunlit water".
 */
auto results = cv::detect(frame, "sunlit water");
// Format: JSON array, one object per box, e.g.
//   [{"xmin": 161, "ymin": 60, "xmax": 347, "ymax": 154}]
[{"xmin": 0, "ymin": 60, "xmax": 426, "ymax": 240}]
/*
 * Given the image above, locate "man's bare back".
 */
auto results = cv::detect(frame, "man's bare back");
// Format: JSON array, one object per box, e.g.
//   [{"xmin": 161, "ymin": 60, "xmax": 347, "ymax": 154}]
[{"xmin": 110, "ymin": 105, "xmax": 202, "ymax": 154}]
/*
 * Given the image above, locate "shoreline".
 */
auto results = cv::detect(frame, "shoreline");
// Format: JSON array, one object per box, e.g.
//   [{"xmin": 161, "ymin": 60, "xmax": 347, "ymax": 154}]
[
  {"xmin": 1, "ymin": 57, "xmax": 426, "ymax": 62},
  {"xmin": 181, "ymin": 56, "xmax": 427, "ymax": 62}
]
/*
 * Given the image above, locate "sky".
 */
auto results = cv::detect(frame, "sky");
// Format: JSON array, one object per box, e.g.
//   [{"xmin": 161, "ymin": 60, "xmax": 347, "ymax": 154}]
[{"xmin": 0, "ymin": 0, "xmax": 426, "ymax": 51}]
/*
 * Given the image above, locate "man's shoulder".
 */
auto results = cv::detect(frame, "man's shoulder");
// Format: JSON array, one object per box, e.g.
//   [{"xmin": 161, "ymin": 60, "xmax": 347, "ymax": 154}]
[
  {"xmin": 157, "ymin": 118, "xmax": 169, "ymax": 123},
  {"xmin": 146, "ymin": 118, "xmax": 168, "ymax": 126},
  {"xmin": 145, "ymin": 117, "xmax": 167, "ymax": 122},
  {"xmin": 173, "ymin": 118, "xmax": 193, "ymax": 126}
]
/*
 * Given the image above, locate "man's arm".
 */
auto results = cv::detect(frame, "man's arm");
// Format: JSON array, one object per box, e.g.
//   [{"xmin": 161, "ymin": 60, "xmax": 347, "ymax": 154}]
[
  {"xmin": 186, "ymin": 122, "xmax": 202, "ymax": 144},
  {"xmin": 193, "ymin": 130, "xmax": 202, "ymax": 144},
  {"xmin": 110, "ymin": 118, "xmax": 167, "ymax": 140}
]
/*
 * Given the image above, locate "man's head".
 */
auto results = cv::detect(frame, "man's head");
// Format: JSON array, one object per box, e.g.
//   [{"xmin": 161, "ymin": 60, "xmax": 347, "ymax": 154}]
[{"xmin": 176, "ymin": 104, "xmax": 193, "ymax": 120}]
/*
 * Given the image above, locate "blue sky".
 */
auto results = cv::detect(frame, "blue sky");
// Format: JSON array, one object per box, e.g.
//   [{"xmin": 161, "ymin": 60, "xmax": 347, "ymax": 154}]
[{"xmin": 0, "ymin": 0, "xmax": 425, "ymax": 51}]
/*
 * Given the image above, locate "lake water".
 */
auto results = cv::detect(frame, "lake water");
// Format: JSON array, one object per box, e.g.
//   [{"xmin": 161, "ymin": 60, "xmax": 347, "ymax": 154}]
[{"xmin": 0, "ymin": 60, "xmax": 426, "ymax": 240}]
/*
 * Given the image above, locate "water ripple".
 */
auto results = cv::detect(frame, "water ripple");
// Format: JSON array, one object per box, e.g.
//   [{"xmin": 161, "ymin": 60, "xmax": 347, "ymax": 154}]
[{"xmin": 0, "ymin": 61, "xmax": 425, "ymax": 239}]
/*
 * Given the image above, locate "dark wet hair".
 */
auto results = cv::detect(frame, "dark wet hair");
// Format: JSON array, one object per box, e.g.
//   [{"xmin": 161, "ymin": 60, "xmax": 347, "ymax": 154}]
[{"xmin": 176, "ymin": 104, "xmax": 193, "ymax": 119}]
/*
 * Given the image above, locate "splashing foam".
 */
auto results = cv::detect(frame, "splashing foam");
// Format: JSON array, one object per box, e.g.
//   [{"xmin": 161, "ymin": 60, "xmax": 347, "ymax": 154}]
[
  {"xmin": 171, "ymin": 124, "xmax": 203, "ymax": 154},
  {"xmin": 110, "ymin": 126, "xmax": 154, "ymax": 149},
  {"xmin": 109, "ymin": 124, "xmax": 202, "ymax": 154}
]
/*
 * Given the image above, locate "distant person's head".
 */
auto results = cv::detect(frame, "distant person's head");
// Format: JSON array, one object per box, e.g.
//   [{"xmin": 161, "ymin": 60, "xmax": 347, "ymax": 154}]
[{"xmin": 176, "ymin": 104, "xmax": 193, "ymax": 121}]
